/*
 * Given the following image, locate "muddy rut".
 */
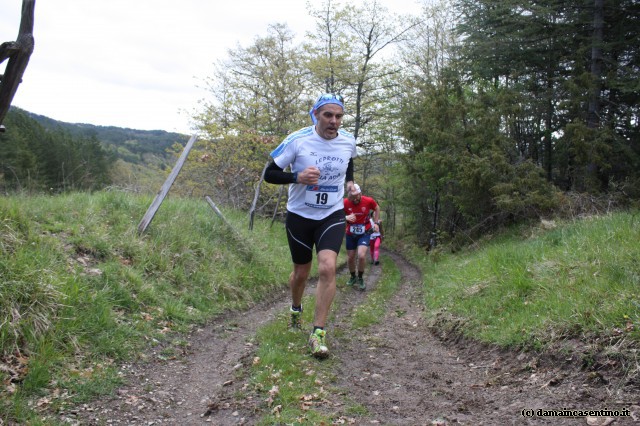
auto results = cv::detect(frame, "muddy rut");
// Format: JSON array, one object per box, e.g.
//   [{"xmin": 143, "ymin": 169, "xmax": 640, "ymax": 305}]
[{"xmin": 66, "ymin": 250, "xmax": 639, "ymax": 425}]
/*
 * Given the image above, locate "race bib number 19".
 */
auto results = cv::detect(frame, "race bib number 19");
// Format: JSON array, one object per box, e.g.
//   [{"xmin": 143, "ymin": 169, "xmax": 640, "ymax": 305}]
[{"xmin": 305, "ymin": 185, "xmax": 339, "ymax": 209}]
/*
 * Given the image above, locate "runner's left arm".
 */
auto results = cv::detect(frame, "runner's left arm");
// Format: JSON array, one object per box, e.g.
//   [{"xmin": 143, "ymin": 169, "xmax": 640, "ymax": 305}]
[
  {"xmin": 345, "ymin": 158, "xmax": 355, "ymax": 194},
  {"xmin": 373, "ymin": 204, "xmax": 381, "ymax": 224}
]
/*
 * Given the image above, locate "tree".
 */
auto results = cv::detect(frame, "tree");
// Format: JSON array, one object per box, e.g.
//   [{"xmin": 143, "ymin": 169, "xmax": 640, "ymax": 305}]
[
  {"xmin": 454, "ymin": 0, "xmax": 640, "ymax": 193},
  {"xmin": 305, "ymin": 0, "xmax": 420, "ymax": 197},
  {"xmin": 393, "ymin": 0, "xmax": 560, "ymax": 246},
  {"xmin": 184, "ymin": 24, "xmax": 311, "ymax": 208},
  {"xmin": 342, "ymin": 0, "xmax": 418, "ymax": 142},
  {"xmin": 0, "ymin": 0, "xmax": 35, "ymax": 130},
  {"xmin": 305, "ymin": 0, "xmax": 353, "ymax": 95},
  {"xmin": 0, "ymin": 109, "xmax": 114, "ymax": 192},
  {"xmin": 198, "ymin": 23, "xmax": 311, "ymax": 138}
]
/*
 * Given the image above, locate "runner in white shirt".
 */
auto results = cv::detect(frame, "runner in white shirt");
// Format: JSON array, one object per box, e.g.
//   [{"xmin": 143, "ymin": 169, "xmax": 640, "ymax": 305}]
[{"xmin": 264, "ymin": 93, "xmax": 356, "ymax": 359}]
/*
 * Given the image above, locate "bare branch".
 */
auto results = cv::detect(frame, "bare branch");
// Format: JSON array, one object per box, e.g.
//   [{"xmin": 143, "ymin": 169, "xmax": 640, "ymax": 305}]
[{"xmin": 0, "ymin": 0, "xmax": 36, "ymax": 127}]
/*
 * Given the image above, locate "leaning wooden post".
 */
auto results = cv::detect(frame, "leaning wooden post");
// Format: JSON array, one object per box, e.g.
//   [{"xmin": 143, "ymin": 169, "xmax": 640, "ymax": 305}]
[
  {"xmin": 137, "ymin": 134, "xmax": 197, "ymax": 235},
  {"xmin": 205, "ymin": 195, "xmax": 253, "ymax": 260},
  {"xmin": 270, "ymin": 186, "xmax": 285, "ymax": 228},
  {"xmin": 204, "ymin": 196, "xmax": 231, "ymax": 227},
  {"xmin": 249, "ymin": 160, "xmax": 269, "ymax": 230}
]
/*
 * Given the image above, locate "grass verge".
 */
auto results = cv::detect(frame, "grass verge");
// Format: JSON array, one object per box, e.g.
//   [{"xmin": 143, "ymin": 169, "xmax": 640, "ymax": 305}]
[
  {"xmin": 246, "ymin": 255, "xmax": 401, "ymax": 424},
  {"xmin": 0, "ymin": 192, "xmax": 293, "ymax": 424},
  {"xmin": 3, "ymin": 190, "xmax": 637, "ymax": 423},
  {"xmin": 407, "ymin": 211, "xmax": 640, "ymax": 359}
]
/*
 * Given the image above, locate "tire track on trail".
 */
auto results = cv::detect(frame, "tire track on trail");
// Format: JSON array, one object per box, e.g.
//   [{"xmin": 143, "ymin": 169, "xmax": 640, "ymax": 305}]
[
  {"xmin": 65, "ymin": 251, "xmax": 639, "ymax": 425},
  {"xmin": 66, "ymin": 264, "xmax": 355, "ymax": 425},
  {"xmin": 328, "ymin": 250, "xmax": 639, "ymax": 425},
  {"xmin": 67, "ymin": 285, "xmax": 297, "ymax": 425}
]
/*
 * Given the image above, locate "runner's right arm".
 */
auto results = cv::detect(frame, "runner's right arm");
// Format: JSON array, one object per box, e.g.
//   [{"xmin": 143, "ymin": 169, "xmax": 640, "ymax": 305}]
[{"xmin": 264, "ymin": 161, "xmax": 297, "ymax": 184}]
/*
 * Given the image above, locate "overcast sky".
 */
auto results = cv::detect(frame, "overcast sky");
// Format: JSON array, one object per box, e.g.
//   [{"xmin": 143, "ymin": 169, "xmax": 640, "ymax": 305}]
[{"xmin": 1, "ymin": 0, "xmax": 422, "ymax": 134}]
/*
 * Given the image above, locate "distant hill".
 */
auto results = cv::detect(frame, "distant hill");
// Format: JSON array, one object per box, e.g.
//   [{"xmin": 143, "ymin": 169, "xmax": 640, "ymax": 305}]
[{"xmin": 17, "ymin": 107, "xmax": 191, "ymax": 164}]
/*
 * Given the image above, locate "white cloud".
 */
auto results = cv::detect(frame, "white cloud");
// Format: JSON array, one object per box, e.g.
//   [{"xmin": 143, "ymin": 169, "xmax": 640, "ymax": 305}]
[{"xmin": 1, "ymin": 0, "xmax": 422, "ymax": 133}]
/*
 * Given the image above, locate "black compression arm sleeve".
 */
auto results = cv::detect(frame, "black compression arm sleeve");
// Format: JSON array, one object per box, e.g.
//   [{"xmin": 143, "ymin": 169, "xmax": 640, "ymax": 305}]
[
  {"xmin": 264, "ymin": 161, "xmax": 297, "ymax": 184},
  {"xmin": 346, "ymin": 158, "xmax": 354, "ymax": 182},
  {"xmin": 265, "ymin": 158, "xmax": 353, "ymax": 184}
]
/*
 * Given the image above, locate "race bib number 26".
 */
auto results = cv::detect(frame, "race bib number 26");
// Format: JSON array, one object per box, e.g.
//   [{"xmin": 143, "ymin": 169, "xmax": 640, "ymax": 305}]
[{"xmin": 305, "ymin": 185, "xmax": 339, "ymax": 209}]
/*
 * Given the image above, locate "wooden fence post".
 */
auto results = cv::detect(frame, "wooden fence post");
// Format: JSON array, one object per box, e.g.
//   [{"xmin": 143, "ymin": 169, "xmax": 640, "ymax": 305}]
[
  {"xmin": 270, "ymin": 186, "xmax": 285, "ymax": 228},
  {"xmin": 204, "ymin": 195, "xmax": 231, "ymax": 227},
  {"xmin": 137, "ymin": 134, "xmax": 197, "ymax": 235},
  {"xmin": 249, "ymin": 160, "xmax": 269, "ymax": 230}
]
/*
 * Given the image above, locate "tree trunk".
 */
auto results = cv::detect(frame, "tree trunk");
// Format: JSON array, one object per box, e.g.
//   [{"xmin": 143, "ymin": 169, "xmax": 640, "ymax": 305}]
[
  {"xmin": 588, "ymin": 0, "xmax": 604, "ymax": 130},
  {"xmin": 583, "ymin": 0, "xmax": 604, "ymax": 190},
  {"xmin": 0, "ymin": 0, "xmax": 35, "ymax": 129}
]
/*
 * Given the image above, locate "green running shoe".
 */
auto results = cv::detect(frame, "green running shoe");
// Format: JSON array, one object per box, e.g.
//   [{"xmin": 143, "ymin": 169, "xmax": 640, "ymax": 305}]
[
  {"xmin": 357, "ymin": 277, "xmax": 366, "ymax": 291},
  {"xmin": 308, "ymin": 329, "xmax": 329, "ymax": 359},
  {"xmin": 347, "ymin": 276, "xmax": 357, "ymax": 286},
  {"xmin": 289, "ymin": 308, "xmax": 302, "ymax": 330}
]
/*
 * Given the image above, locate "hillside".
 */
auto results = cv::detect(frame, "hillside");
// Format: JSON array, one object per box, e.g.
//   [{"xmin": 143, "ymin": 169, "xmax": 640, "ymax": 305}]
[{"xmin": 16, "ymin": 107, "xmax": 190, "ymax": 163}]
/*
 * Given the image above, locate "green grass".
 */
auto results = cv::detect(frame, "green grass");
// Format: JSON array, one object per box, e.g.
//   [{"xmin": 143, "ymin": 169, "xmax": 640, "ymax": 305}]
[
  {"xmin": 249, "ymin": 298, "xmax": 336, "ymax": 425},
  {"xmin": 350, "ymin": 256, "xmax": 401, "ymax": 329},
  {"xmin": 0, "ymin": 191, "xmax": 292, "ymax": 424},
  {"xmin": 2, "ymin": 191, "xmax": 639, "ymax": 423},
  {"xmin": 408, "ymin": 211, "xmax": 640, "ymax": 351},
  {"xmin": 246, "ymin": 255, "xmax": 402, "ymax": 424}
]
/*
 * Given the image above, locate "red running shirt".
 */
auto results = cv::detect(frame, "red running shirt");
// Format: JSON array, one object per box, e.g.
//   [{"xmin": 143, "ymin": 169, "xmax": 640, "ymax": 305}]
[{"xmin": 344, "ymin": 195, "xmax": 378, "ymax": 235}]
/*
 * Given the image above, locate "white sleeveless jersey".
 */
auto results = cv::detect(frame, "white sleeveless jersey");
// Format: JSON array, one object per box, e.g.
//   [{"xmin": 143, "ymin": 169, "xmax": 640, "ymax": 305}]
[{"xmin": 271, "ymin": 125, "xmax": 357, "ymax": 220}]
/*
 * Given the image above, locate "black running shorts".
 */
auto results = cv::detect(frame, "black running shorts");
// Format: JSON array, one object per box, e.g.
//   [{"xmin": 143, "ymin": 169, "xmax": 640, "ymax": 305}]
[{"xmin": 285, "ymin": 210, "xmax": 346, "ymax": 265}]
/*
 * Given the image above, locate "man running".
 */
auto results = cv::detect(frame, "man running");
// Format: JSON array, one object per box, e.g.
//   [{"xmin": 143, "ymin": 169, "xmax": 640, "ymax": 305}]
[
  {"xmin": 344, "ymin": 184, "xmax": 380, "ymax": 290},
  {"xmin": 264, "ymin": 93, "xmax": 356, "ymax": 359}
]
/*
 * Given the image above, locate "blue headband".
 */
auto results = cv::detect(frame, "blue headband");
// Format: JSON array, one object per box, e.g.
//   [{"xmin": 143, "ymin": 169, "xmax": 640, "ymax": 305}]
[{"xmin": 309, "ymin": 94, "xmax": 344, "ymax": 124}]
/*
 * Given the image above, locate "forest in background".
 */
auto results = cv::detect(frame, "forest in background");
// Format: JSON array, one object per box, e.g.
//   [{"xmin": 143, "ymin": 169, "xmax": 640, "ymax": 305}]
[
  {"xmin": 0, "ymin": 107, "xmax": 188, "ymax": 194},
  {"xmin": 23, "ymin": 109, "xmax": 188, "ymax": 163},
  {"xmin": 1, "ymin": 0, "xmax": 638, "ymax": 249},
  {"xmin": 175, "ymin": 0, "xmax": 638, "ymax": 248}
]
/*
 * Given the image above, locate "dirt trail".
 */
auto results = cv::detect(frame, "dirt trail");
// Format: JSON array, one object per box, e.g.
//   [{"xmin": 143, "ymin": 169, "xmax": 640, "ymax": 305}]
[
  {"xmin": 66, "ymin": 250, "xmax": 639, "ymax": 425},
  {"xmin": 327, "ymin": 251, "xmax": 638, "ymax": 425}
]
